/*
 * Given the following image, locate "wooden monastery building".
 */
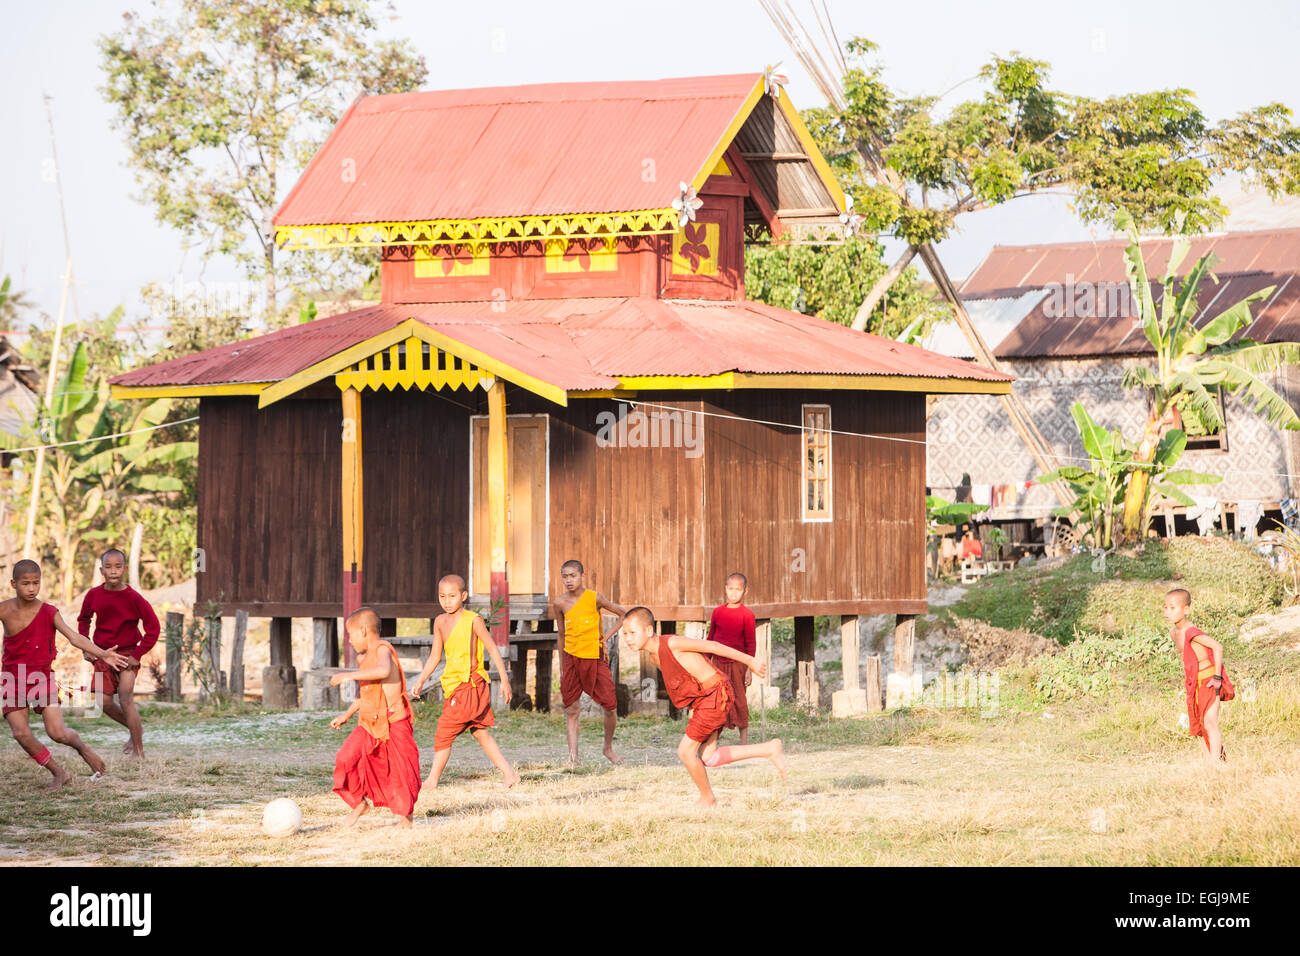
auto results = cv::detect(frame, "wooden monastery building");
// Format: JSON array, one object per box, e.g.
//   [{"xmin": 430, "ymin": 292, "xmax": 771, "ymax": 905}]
[{"xmin": 113, "ymin": 74, "xmax": 1011, "ymax": 712}]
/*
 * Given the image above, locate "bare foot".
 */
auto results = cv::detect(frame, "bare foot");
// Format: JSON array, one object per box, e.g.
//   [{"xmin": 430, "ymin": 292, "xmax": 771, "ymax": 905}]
[
  {"xmin": 566, "ymin": 757, "xmax": 578, "ymax": 769},
  {"xmin": 769, "ymin": 739, "xmax": 787, "ymax": 780},
  {"xmin": 394, "ymin": 814, "xmax": 413, "ymax": 828},
  {"xmin": 695, "ymin": 795, "xmax": 717, "ymax": 808},
  {"xmin": 422, "ymin": 776, "xmax": 438, "ymax": 791},
  {"xmin": 47, "ymin": 766, "xmax": 73, "ymax": 790},
  {"xmin": 603, "ymin": 746, "xmax": 624, "ymax": 766},
  {"xmin": 122, "ymin": 740, "xmax": 133, "ymax": 755},
  {"xmin": 343, "ymin": 802, "xmax": 370, "ymax": 827},
  {"xmin": 503, "ymin": 771, "xmax": 521, "ymax": 788},
  {"xmin": 125, "ymin": 747, "xmax": 145, "ymax": 760},
  {"xmin": 82, "ymin": 751, "xmax": 108, "ymax": 777}
]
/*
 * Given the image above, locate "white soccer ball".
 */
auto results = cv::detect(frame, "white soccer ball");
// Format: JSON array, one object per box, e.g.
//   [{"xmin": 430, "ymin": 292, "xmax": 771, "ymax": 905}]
[
  {"xmin": 1177, "ymin": 713, "xmax": 1190, "ymax": 731},
  {"xmin": 262, "ymin": 798, "xmax": 303, "ymax": 838}
]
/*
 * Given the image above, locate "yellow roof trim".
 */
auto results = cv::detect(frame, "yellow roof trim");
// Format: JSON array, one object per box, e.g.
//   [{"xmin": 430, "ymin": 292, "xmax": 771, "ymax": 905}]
[
  {"xmin": 614, "ymin": 372, "xmax": 1011, "ymax": 395},
  {"xmin": 772, "ymin": 91, "xmax": 847, "ymax": 215},
  {"xmin": 258, "ymin": 319, "xmax": 569, "ymax": 408},
  {"xmin": 111, "ymin": 382, "xmax": 269, "ymax": 400},
  {"xmin": 689, "ymin": 77, "xmax": 767, "ymax": 195}
]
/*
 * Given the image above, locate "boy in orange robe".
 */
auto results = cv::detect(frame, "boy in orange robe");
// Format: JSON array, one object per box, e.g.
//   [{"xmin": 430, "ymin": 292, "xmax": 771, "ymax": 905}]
[
  {"xmin": 706, "ymin": 572, "xmax": 757, "ymax": 744},
  {"xmin": 2, "ymin": 560, "xmax": 128, "ymax": 788},
  {"xmin": 552, "ymin": 559, "xmax": 626, "ymax": 766},
  {"xmin": 330, "ymin": 607, "xmax": 422, "ymax": 826},
  {"xmin": 408, "ymin": 574, "xmax": 519, "ymax": 790},
  {"xmin": 621, "ymin": 606, "xmax": 784, "ymax": 806},
  {"xmin": 1164, "ymin": 588, "xmax": 1228, "ymax": 761}
]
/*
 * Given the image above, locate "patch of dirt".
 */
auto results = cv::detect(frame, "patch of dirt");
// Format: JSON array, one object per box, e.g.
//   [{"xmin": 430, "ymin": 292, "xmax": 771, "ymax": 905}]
[
  {"xmin": 950, "ymin": 618, "xmax": 1062, "ymax": 671},
  {"xmin": 1239, "ymin": 604, "xmax": 1300, "ymax": 650}
]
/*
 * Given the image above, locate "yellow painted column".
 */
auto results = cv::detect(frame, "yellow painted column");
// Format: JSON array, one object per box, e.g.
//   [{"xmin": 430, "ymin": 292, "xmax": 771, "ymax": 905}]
[
  {"xmin": 341, "ymin": 384, "xmax": 363, "ymax": 666},
  {"xmin": 487, "ymin": 379, "xmax": 510, "ymax": 647}
]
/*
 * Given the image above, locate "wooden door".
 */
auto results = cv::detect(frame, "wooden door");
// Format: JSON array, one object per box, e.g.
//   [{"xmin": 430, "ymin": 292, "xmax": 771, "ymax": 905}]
[{"xmin": 471, "ymin": 416, "xmax": 548, "ymax": 595}]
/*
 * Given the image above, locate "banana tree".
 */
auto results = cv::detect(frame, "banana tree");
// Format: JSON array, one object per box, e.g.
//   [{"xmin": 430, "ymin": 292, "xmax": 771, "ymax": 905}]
[
  {"xmin": 1040, "ymin": 403, "xmax": 1220, "ymax": 549},
  {"xmin": 1116, "ymin": 210, "xmax": 1300, "ymax": 541},
  {"xmin": 32, "ymin": 342, "xmax": 196, "ymax": 600}
]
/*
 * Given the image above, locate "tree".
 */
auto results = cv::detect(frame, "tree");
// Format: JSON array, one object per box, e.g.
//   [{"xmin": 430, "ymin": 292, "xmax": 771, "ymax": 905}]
[
  {"xmin": 0, "ymin": 276, "xmax": 35, "ymax": 332},
  {"xmin": 1039, "ymin": 403, "xmax": 1219, "ymax": 551},
  {"xmin": 745, "ymin": 237, "xmax": 945, "ymax": 337},
  {"xmin": 99, "ymin": 0, "xmax": 426, "ymax": 325},
  {"xmin": 798, "ymin": 37, "xmax": 1300, "ymax": 331},
  {"xmin": 1115, "ymin": 211, "xmax": 1300, "ymax": 541}
]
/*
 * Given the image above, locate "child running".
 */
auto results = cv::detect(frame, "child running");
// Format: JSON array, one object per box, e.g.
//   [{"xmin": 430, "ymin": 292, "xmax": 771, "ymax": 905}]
[
  {"xmin": 620, "ymin": 606, "xmax": 784, "ymax": 806},
  {"xmin": 706, "ymin": 572, "xmax": 757, "ymax": 744},
  {"xmin": 77, "ymin": 548, "xmax": 160, "ymax": 758},
  {"xmin": 2, "ymin": 560, "xmax": 128, "ymax": 788},
  {"xmin": 409, "ymin": 574, "xmax": 519, "ymax": 790},
  {"xmin": 1164, "ymin": 588, "xmax": 1230, "ymax": 762},
  {"xmin": 552, "ymin": 559, "xmax": 625, "ymax": 766},
  {"xmin": 330, "ymin": 608, "xmax": 422, "ymax": 827}
]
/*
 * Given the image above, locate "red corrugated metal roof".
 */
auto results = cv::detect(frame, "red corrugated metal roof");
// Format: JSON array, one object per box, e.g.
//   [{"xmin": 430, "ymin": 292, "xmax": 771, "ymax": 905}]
[
  {"xmin": 112, "ymin": 298, "xmax": 1011, "ymax": 391},
  {"xmin": 273, "ymin": 74, "xmax": 763, "ymax": 227},
  {"xmin": 956, "ymin": 228, "xmax": 1300, "ymax": 358}
]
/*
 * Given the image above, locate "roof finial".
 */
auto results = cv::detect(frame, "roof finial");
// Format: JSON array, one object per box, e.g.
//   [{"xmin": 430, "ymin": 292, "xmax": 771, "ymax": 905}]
[
  {"xmin": 763, "ymin": 62, "xmax": 788, "ymax": 99},
  {"xmin": 840, "ymin": 194, "xmax": 863, "ymax": 237},
  {"xmin": 672, "ymin": 182, "xmax": 703, "ymax": 227}
]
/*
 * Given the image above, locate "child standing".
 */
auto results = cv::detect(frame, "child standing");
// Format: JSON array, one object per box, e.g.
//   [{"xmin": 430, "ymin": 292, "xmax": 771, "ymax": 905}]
[
  {"xmin": 2, "ymin": 560, "xmax": 128, "ymax": 787},
  {"xmin": 620, "ymin": 606, "xmax": 784, "ymax": 806},
  {"xmin": 552, "ymin": 559, "xmax": 626, "ymax": 766},
  {"xmin": 77, "ymin": 548, "xmax": 160, "ymax": 758},
  {"xmin": 706, "ymin": 572, "xmax": 756, "ymax": 744},
  {"xmin": 409, "ymin": 574, "xmax": 519, "ymax": 790},
  {"xmin": 1164, "ymin": 588, "xmax": 1229, "ymax": 761}
]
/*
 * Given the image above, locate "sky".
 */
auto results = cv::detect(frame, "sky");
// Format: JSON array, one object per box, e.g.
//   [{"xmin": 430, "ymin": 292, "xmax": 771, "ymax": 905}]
[{"xmin": 2, "ymin": 0, "xmax": 1299, "ymax": 330}]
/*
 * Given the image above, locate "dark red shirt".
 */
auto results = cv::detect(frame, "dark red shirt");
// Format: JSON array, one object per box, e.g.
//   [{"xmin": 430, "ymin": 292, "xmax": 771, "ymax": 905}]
[
  {"xmin": 77, "ymin": 585, "xmax": 160, "ymax": 655},
  {"xmin": 707, "ymin": 604, "xmax": 756, "ymax": 657},
  {"xmin": 2, "ymin": 602, "xmax": 57, "ymax": 674}
]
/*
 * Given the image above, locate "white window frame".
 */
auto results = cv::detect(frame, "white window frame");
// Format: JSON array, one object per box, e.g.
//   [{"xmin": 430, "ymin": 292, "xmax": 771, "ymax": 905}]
[{"xmin": 801, "ymin": 403, "xmax": 833, "ymax": 523}]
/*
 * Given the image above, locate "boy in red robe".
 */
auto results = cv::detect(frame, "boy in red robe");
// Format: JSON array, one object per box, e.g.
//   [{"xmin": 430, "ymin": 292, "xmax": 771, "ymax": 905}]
[
  {"xmin": 1164, "ymin": 588, "xmax": 1228, "ymax": 761},
  {"xmin": 706, "ymin": 572, "xmax": 757, "ymax": 744},
  {"xmin": 77, "ymin": 548, "xmax": 160, "ymax": 758},
  {"xmin": 330, "ymin": 608, "xmax": 422, "ymax": 826},
  {"xmin": 2, "ymin": 560, "xmax": 128, "ymax": 788},
  {"xmin": 621, "ymin": 606, "xmax": 784, "ymax": 806}
]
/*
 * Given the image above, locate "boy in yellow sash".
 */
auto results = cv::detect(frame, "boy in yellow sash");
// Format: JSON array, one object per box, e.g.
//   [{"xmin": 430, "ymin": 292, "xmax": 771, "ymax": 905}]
[
  {"xmin": 410, "ymin": 574, "xmax": 519, "ymax": 789},
  {"xmin": 552, "ymin": 559, "xmax": 626, "ymax": 766}
]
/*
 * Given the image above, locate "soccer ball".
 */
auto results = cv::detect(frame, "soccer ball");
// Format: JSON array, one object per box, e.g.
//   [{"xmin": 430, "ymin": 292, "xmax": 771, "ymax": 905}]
[{"xmin": 262, "ymin": 798, "xmax": 303, "ymax": 838}]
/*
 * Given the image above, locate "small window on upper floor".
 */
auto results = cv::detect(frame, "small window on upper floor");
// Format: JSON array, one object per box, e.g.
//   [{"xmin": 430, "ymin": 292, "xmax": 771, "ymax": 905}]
[{"xmin": 803, "ymin": 404, "xmax": 832, "ymax": 521}]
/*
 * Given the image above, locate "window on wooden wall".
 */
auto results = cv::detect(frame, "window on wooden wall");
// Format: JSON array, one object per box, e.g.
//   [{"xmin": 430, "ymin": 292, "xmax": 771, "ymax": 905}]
[{"xmin": 802, "ymin": 404, "xmax": 832, "ymax": 521}]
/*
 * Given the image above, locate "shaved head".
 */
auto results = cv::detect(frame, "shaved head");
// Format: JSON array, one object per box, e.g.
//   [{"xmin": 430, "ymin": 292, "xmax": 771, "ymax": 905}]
[
  {"xmin": 438, "ymin": 574, "xmax": 466, "ymax": 592},
  {"xmin": 1167, "ymin": 588, "xmax": 1191, "ymax": 608},
  {"xmin": 11, "ymin": 559, "xmax": 39, "ymax": 580},
  {"xmin": 346, "ymin": 607, "xmax": 380, "ymax": 633},
  {"xmin": 625, "ymin": 606, "xmax": 655, "ymax": 630},
  {"xmin": 101, "ymin": 549, "xmax": 126, "ymax": 564}
]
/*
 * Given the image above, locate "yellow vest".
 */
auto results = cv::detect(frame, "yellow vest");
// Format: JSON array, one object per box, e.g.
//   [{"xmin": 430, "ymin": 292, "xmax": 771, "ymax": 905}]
[
  {"xmin": 563, "ymin": 589, "xmax": 602, "ymax": 659},
  {"xmin": 440, "ymin": 610, "xmax": 489, "ymax": 695}
]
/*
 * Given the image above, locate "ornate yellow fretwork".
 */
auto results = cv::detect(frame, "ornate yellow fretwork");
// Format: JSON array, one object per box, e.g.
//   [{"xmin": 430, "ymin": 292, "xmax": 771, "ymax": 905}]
[
  {"xmin": 333, "ymin": 336, "xmax": 486, "ymax": 393},
  {"xmin": 277, "ymin": 209, "xmax": 680, "ymax": 250}
]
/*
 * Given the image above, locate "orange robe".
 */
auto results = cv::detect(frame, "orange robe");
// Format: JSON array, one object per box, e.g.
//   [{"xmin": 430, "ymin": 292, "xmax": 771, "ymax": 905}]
[
  {"xmin": 333, "ymin": 639, "xmax": 422, "ymax": 815},
  {"xmin": 1180, "ymin": 625, "xmax": 1218, "ymax": 751}
]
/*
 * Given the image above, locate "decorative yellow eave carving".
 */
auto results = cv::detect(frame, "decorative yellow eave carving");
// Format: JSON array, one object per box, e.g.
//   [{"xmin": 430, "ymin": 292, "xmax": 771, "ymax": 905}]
[
  {"xmin": 257, "ymin": 319, "xmax": 569, "ymax": 408},
  {"xmin": 275, "ymin": 209, "xmax": 680, "ymax": 251},
  {"xmin": 612, "ymin": 372, "xmax": 1012, "ymax": 395}
]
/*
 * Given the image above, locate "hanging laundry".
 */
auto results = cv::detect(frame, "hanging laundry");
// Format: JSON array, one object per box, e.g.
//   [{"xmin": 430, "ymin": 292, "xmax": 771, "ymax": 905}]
[
  {"xmin": 1185, "ymin": 496, "xmax": 1221, "ymax": 536},
  {"xmin": 972, "ymin": 484, "xmax": 993, "ymax": 507},
  {"xmin": 1281, "ymin": 498, "xmax": 1299, "ymax": 530},
  {"xmin": 1235, "ymin": 500, "xmax": 1264, "ymax": 540}
]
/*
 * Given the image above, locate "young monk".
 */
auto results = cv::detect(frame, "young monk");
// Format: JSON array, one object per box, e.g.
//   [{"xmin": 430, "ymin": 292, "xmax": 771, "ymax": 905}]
[
  {"xmin": 707, "ymin": 572, "xmax": 756, "ymax": 745},
  {"xmin": 620, "ymin": 606, "xmax": 784, "ymax": 806},
  {"xmin": 329, "ymin": 608, "xmax": 422, "ymax": 826},
  {"xmin": 1164, "ymin": 588, "xmax": 1229, "ymax": 762},
  {"xmin": 552, "ymin": 559, "xmax": 626, "ymax": 766},
  {"xmin": 2, "ymin": 560, "xmax": 128, "ymax": 788},
  {"xmin": 77, "ymin": 548, "xmax": 160, "ymax": 758},
  {"xmin": 408, "ymin": 574, "xmax": 519, "ymax": 790}
]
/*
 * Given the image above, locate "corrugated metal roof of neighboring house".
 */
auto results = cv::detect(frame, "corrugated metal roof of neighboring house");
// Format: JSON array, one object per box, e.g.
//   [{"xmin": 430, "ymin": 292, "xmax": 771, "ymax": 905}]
[
  {"xmin": 274, "ymin": 74, "xmax": 768, "ymax": 226},
  {"xmin": 110, "ymin": 298, "xmax": 1013, "ymax": 390},
  {"xmin": 958, "ymin": 228, "xmax": 1300, "ymax": 358},
  {"xmin": 919, "ymin": 290, "xmax": 1049, "ymax": 359}
]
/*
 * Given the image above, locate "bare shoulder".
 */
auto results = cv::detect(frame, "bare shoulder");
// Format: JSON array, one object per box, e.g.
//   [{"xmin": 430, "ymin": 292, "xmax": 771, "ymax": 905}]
[{"xmin": 431, "ymin": 613, "xmax": 452, "ymax": 638}]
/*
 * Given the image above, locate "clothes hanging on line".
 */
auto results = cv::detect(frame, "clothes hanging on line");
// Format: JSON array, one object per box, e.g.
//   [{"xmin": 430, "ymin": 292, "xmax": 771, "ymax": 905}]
[
  {"xmin": 1281, "ymin": 498, "xmax": 1299, "ymax": 529},
  {"xmin": 1235, "ymin": 500, "xmax": 1264, "ymax": 540},
  {"xmin": 1185, "ymin": 496, "xmax": 1222, "ymax": 536}
]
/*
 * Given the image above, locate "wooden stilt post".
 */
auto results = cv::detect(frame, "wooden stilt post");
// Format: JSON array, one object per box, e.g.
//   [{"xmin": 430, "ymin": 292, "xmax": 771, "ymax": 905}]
[
  {"xmin": 660, "ymin": 619, "xmax": 678, "ymax": 719},
  {"xmin": 341, "ymin": 385, "xmax": 363, "ymax": 668},
  {"xmin": 230, "ymin": 609, "xmax": 247, "ymax": 702},
  {"xmin": 264, "ymin": 616, "xmax": 298, "ymax": 709},
  {"xmin": 831, "ymin": 614, "xmax": 868, "ymax": 717},
  {"xmin": 794, "ymin": 616, "xmax": 817, "ymax": 712},
  {"xmin": 887, "ymin": 613, "xmax": 917, "ymax": 708},
  {"xmin": 487, "ymin": 379, "xmax": 510, "ymax": 709},
  {"xmin": 534, "ymin": 617, "xmax": 554, "ymax": 713},
  {"xmin": 164, "ymin": 611, "xmax": 183, "ymax": 701}
]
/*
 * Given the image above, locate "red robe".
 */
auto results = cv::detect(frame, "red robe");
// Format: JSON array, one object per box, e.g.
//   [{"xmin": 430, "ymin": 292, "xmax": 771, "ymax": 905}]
[{"xmin": 333, "ymin": 640, "xmax": 422, "ymax": 816}]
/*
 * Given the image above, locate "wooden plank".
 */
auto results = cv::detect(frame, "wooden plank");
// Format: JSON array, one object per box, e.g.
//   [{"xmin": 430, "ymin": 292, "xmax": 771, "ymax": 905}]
[
  {"xmin": 864, "ymin": 654, "xmax": 883, "ymax": 711},
  {"xmin": 312, "ymin": 617, "xmax": 338, "ymax": 668},
  {"xmin": 840, "ymin": 614, "xmax": 859, "ymax": 693},
  {"xmin": 894, "ymin": 614, "xmax": 916, "ymax": 676},
  {"xmin": 270, "ymin": 617, "xmax": 293, "ymax": 668},
  {"xmin": 164, "ymin": 611, "xmax": 183, "ymax": 701},
  {"xmin": 793, "ymin": 616, "xmax": 815, "ymax": 707},
  {"xmin": 230, "ymin": 609, "xmax": 248, "ymax": 700}
]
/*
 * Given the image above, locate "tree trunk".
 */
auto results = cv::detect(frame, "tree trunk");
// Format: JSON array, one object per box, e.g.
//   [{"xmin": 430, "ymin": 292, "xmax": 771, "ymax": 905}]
[
  {"xmin": 1120, "ymin": 405, "xmax": 1175, "ymax": 542},
  {"xmin": 850, "ymin": 244, "xmax": 918, "ymax": 332}
]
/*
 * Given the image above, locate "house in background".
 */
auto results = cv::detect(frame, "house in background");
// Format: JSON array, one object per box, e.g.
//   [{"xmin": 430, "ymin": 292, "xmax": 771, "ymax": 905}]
[
  {"xmin": 111, "ymin": 73, "xmax": 1011, "ymax": 713},
  {"xmin": 0, "ymin": 333, "xmax": 39, "ymax": 572},
  {"xmin": 924, "ymin": 227, "xmax": 1300, "ymax": 549}
]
